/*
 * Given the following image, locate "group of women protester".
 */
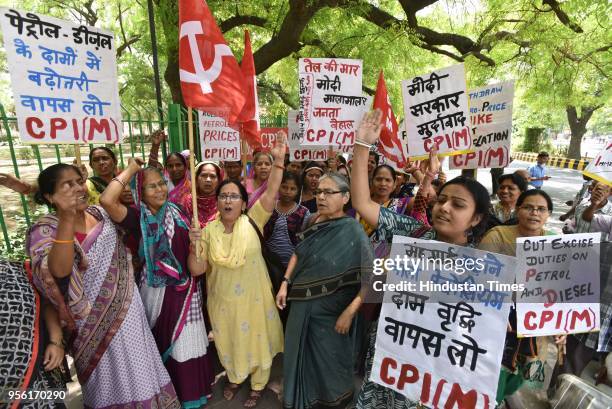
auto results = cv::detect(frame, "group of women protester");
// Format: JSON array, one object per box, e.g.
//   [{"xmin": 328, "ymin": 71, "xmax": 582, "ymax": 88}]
[{"xmin": 1, "ymin": 110, "xmax": 609, "ymax": 409}]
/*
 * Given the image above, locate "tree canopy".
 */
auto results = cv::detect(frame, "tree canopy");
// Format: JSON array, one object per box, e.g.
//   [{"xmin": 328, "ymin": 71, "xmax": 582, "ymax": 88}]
[{"xmin": 0, "ymin": 0, "xmax": 609, "ymax": 155}]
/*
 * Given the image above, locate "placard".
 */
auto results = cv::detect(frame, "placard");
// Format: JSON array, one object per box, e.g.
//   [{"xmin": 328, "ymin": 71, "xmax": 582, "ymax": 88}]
[
  {"xmin": 199, "ymin": 110, "xmax": 240, "ymax": 161},
  {"xmin": 451, "ymin": 81, "xmax": 514, "ymax": 169},
  {"xmin": 583, "ymin": 142, "xmax": 612, "ymax": 187},
  {"xmin": 0, "ymin": 8, "xmax": 122, "ymax": 144},
  {"xmin": 402, "ymin": 64, "xmax": 471, "ymax": 158},
  {"xmin": 371, "ymin": 237, "xmax": 515, "ymax": 408},
  {"xmin": 288, "ymin": 110, "xmax": 329, "ymax": 162},
  {"xmin": 298, "ymin": 58, "xmax": 365, "ymax": 147},
  {"xmin": 516, "ymin": 233, "xmax": 600, "ymax": 337}
]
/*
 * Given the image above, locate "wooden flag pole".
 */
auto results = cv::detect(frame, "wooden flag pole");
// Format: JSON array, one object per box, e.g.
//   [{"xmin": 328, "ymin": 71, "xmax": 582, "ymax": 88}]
[
  {"xmin": 187, "ymin": 107, "xmax": 200, "ymax": 256},
  {"xmin": 241, "ymin": 138, "xmax": 248, "ymax": 180},
  {"xmin": 74, "ymin": 144, "xmax": 82, "ymax": 166}
]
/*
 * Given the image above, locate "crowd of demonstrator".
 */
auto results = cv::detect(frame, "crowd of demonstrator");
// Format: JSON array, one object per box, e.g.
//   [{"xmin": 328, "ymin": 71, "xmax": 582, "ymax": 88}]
[{"xmin": 0, "ymin": 110, "xmax": 610, "ymax": 409}]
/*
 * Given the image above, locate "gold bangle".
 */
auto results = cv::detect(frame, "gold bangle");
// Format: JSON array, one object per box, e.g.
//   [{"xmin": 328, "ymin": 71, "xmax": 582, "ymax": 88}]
[
  {"xmin": 53, "ymin": 239, "xmax": 74, "ymax": 244},
  {"xmin": 273, "ymin": 164, "xmax": 285, "ymax": 170}
]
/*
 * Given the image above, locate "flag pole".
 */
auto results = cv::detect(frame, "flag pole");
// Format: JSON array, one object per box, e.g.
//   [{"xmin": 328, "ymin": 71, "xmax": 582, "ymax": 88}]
[
  {"xmin": 187, "ymin": 107, "xmax": 200, "ymax": 256},
  {"xmin": 74, "ymin": 144, "xmax": 81, "ymax": 166},
  {"xmin": 241, "ymin": 125, "xmax": 248, "ymax": 180}
]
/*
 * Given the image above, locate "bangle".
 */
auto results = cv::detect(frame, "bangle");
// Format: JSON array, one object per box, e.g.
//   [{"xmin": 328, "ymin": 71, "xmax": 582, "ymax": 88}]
[
  {"xmin": 354, "ymin": 140, "xmax": 372, "ymax": 149},
  {"xmin": 48, "ymin": 339, "xmax": 64, "ymax": 349},
  {"xmin": 111, "ymin": 177, "xmax": 126, "ymax": 188},
  {"xmin": 53, "ymin": 239, "xmax": 74, "ymax": 244},
  {"xmin": 274, "ymin": 164, "xmax": 285, "ymax": 170}
]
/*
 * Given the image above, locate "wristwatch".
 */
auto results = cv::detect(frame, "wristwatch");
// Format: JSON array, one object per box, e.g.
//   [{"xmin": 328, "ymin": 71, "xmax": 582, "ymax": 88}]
[{"xmin": 282, "ymin": 277, "xmax": 292, "ymax": 285}]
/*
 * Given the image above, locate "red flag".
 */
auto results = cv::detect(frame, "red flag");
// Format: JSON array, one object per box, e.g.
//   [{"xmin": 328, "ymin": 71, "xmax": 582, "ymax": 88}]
[
  {"xmin": 237, "ymin": 30, "xmax": 262, "ymax": 149},
  {"xmin": 178, "ymin": 0, "xmax": 246, "ymax": 123},
  {"xmin": 373, "ymin": 70, "xmax": 406, "ymax": 168}
]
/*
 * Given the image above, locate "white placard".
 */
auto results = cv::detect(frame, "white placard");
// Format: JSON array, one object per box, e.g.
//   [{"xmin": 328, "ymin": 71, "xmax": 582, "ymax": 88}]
[
  {"xmin": 299, "ymin": 58, "xmax": 364, "ymax": 147},
  {"xmin": 516, "ymin": 233, "xmax": 600, "ymax": 337},
  {"xmin": 451, "ymin": 81, "xmax": 514, "ymax": 169},
  {"xmin": 288, "ymin": 110, "xmax": 329, "ymax": 162},
  {"xmin": 583, "ymin": 142, "xmax": 612, "ymax": 187},
  {"xmin": 402, "ymin": 64, "xmax": 471, "ymax": 158},
  {"xmin": 0, "ymin": 8, "xmax": 122, "ymax": 144},
  {"xmin": 199, "ymin": 111, "xmax": 240, "ymax": 161},
  {"xmin": 371, "ymin": 237, "xmax": 514, "ymax": 408}
]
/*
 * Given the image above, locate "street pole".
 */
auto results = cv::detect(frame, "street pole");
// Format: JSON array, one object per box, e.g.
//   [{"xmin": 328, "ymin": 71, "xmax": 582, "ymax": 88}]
[{"xmin": 146, "ymin": 0, "xmax": 167, "ymax": 160}]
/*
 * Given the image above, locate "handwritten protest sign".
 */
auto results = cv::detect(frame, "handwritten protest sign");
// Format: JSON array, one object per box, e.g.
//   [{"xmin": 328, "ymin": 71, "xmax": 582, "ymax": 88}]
[
  {"xmin": 371, "ymin": 237, "xmax": 515, "ymax": 408},
  {"xmin": 0, "ymin": 8, "xmax": 122, "ymax": 144},
  {"xmin": 402, "ymin": 64, "xmax": 471, "ymax": 159},
  {"xmin": 451, "ymin": 81, "xmax": 514, "ymax": 169},
  {"xmin": 516, "ymin": 233, "xmax": 600, "ymax": 337},
  {"xmin": 298, "ymin": 58, "xmax": 365, "ymax": 147},
  {"xmin": 583, "ymin": 142, "xmax": 612, "ymax": 187},
  {"xmin": 199, "ymin": 111, "xmax": 240, "ymax": 161},
  {"xmin": 287, "ymin": 110, "xmax": 329, "ymax": 162}
]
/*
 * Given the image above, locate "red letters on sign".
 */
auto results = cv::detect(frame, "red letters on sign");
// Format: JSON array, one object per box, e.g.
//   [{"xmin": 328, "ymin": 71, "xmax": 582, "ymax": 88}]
[
  {"xmin": 379, "ymin": 356, "xmax": 483, "ymax": 409},
  {"xmin": 24, "ymin": 116, "xmax": 119, "ymax": 143},
  {"xmin": 423, "ymin": 127, "xmax": 470, "ymax": 153}
]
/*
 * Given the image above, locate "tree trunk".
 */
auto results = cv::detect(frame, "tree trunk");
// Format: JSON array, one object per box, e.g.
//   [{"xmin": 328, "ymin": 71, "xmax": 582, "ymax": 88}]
[
  {"xmin": 566, "ymin": 106, "xmax": 598, "ymax": 159},
  {"xmin": 156, "ymin": 0, "xmax": 182, "ymax": 103}
]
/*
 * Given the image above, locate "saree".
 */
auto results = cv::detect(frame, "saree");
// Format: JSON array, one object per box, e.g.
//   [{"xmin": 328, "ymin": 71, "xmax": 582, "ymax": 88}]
[
  {"xmin": 284, "ymin": 217, "xmax": 374, "ymax": 409},
  {"xmin": 26, "ymin": 207, "xmax": 179, "ymax": 409},
  {"xmin": 246, "ymin": 178, "xmax": 268, "ymax": 209},
  {"xmin": 0, "ymin": 260, "xmax": 66, "ymax": 409},
  {"xmin": 168, "ymin": 170, "xmax": 191, "ymax": 205},
  {"xmin": 128, "ymin": 169, "xmax": 214, "ymax": 408}
]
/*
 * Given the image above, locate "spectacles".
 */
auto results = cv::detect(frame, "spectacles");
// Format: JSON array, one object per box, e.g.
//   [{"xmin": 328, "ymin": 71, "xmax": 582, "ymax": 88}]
[
  {"xmin": 313, "ymin": 189, "xmax": 346, "ymax": 198},
  {"xmin": 143, "ymin": 181, "xmax": 166, "ymax": 191},
  {"xmin": 218, "ymin": 194, "xmax": 242, "ymax": 202},
  {"xmin": 519, "ymin": 206, "xmax": 549, "ymax": 214}
]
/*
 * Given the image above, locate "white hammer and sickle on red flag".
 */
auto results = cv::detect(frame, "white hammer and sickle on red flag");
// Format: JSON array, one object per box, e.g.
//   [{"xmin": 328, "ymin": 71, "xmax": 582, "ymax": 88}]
[{"xmin": 179, "ymin": 21, "xmax": 233, "ymax": 94}]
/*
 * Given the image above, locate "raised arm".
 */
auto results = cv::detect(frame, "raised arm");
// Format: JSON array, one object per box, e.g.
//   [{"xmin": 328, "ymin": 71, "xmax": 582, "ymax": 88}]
[
  {"xmin": 351, "ymin": 110, "xmax": 383, "ymax": 228},
  {"xmin": 582, "ymin": 187, "xmax": 607, "ymax": 222},
  {"xmin": 47, "ymin": 188, "xmax": 79, "ymax": 278},
  {"xmin": 259, "ymin": 132, "xmax": 287, "ymax": 212},
  {"xmin": 0, "ymin": 173, "xmax": 35, "ymax": 195},
  {"xmin": 100, "ymin": 157, "xmax": 143, "ymax": 222},
  {"xmin": 147, "ymin": 129, "xmax": 166, "ymax": 168}
]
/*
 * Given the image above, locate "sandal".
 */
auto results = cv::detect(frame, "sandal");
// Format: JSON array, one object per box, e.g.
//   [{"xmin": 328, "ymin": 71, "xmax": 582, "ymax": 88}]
[
  {"xmin": 223, "ymin": 382, "xmax": 240, "ymax": 400},
  {"xmin": 243, "ymin": 389, "xmax": 263, "ymax": 408}
]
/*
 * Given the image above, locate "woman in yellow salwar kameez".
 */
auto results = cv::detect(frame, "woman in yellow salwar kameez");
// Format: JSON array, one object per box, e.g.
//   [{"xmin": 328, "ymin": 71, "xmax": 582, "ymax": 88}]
[{"xmin": 198, "ymin": 133, "xmax": 287, "ymax": 408}]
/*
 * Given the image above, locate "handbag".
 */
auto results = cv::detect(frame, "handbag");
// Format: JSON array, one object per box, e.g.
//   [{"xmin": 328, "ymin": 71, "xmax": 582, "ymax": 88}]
[{"xmin": 247, "ymin": 216, "xmax": 286, "ymax": 294}]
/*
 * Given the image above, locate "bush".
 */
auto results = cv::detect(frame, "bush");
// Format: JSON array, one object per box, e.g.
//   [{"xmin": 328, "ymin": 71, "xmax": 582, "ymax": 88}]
[
  {"xmin": 18, "ymin": 147, "xmax": 33, "ymax": 163},
  {"xmin": 0, "ymin": 206, "xmax": 47, "ymax": 261}
]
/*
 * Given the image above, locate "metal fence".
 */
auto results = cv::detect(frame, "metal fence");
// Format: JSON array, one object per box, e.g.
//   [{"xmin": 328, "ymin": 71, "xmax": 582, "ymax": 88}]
[{"xmin": 0, "ymin": 102, "xmax": 287, "ymax": 257}]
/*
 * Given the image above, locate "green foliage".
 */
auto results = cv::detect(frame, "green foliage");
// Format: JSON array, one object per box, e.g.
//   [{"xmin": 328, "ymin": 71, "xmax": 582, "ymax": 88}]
[
  {"xmin": 0, "ymin": 0, "xmax": 608, "ymax": 143},
  {"xmin": 0, "ymin": 206, "xmax": 47, "ymax": 261},
  {"xmin": 18, "ymin": 146, "xmax": 33, "ymax": 162}
]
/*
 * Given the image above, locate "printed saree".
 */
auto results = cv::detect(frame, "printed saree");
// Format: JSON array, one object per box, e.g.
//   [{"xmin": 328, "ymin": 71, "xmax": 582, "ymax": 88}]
[
  {"xmin": 283, "ymin": 217, "xmax": 374, "ymax": 409},
  {"xmin": 0, "ymin": 259, "xmax": 66, "ymax": 409},
  {"xmin": 27, "ymin": 207, "xmax": 179, "ymax": 409}
]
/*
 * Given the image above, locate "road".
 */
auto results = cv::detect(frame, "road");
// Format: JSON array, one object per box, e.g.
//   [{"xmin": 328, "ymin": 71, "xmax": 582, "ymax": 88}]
[{"xmin": 445, "ymin": 159, "xmax": 585, "ymax": 234}]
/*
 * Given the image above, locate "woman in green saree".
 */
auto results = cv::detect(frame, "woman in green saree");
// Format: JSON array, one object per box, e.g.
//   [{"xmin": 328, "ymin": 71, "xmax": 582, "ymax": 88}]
[{"xmin": 276, "ymin": 172, "xmax": 374, "ymax": 409}]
